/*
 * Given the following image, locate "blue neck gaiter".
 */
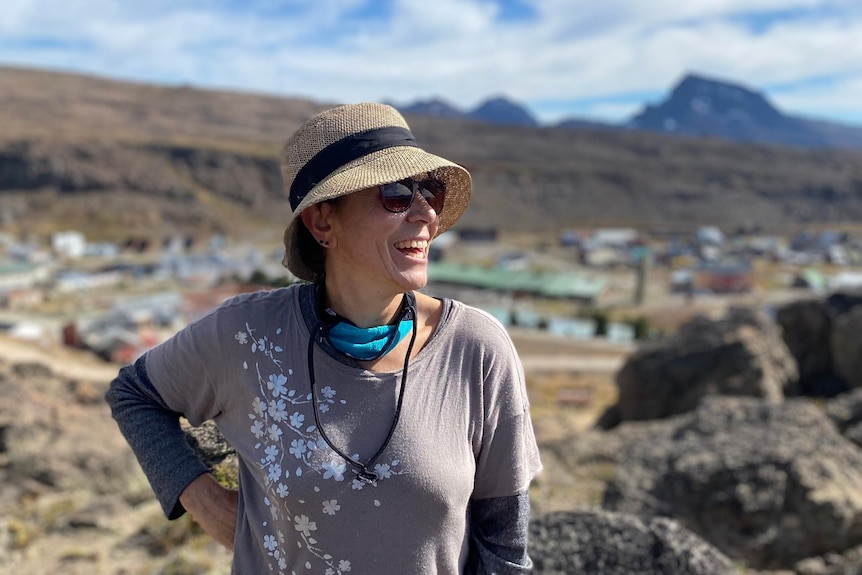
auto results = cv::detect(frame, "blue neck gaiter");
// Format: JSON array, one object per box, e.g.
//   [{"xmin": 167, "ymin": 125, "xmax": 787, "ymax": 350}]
[
  {"xmin": 325, "ymin": 318, "xmax": 413, "ymax": 360},
  {"xmin": 317, "ymin": 286, "xmax": 416, "ymax": 361}
]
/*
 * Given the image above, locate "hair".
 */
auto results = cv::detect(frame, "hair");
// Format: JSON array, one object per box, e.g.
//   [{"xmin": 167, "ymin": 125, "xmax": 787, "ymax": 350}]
[{"xmin": 294, "ymin": 220, "xmax": 325, "ymax": 281}]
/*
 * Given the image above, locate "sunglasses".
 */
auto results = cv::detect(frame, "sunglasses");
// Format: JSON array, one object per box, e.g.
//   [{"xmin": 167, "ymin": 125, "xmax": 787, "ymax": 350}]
[{"xmin": 378, "ymin": 178, "xmax": 446, "ymax": 214}]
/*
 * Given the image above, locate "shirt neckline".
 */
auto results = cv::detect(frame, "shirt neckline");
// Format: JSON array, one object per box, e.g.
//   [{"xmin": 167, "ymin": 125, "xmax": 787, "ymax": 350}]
[{"xmin": 296, "ymin": 283, "xmax": 453, "ymax": 371}]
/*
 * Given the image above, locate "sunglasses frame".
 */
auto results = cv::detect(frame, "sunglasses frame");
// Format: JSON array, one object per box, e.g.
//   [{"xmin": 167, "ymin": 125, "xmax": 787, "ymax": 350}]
[{"xmin": 378, "ymin": 178, "xmax": 446, "ymax": 214}]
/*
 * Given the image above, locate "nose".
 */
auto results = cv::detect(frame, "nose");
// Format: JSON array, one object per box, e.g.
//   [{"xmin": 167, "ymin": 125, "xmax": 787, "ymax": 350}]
[{"xmin": 406, "ymin": 190, "xmax": 438, "ymax": 223}]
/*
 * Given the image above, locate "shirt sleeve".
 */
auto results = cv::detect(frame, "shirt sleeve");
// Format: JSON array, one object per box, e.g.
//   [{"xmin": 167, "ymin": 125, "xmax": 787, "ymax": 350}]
[
  {"xmin": 104, "ymin": 355, "xmax": 209, "ymax": 519},
  {"xmin": 468, "ymin": 492, "xmax": 534, "ymax": 574},
  {"xmin": 143, "ymin": 308, "xmax": 227, "ymax": 426},
  {"xmin": 471, "ymin": 313, "xmax": 543, "ymax": 499}
]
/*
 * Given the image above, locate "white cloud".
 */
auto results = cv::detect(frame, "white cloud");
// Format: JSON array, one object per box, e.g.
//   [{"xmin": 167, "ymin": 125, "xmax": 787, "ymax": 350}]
[
  {"xmin": 0, "ymin": 0, "xmax": 860, "ymax": 124},
  {"xmin": 772, "ymin": 74, "xmax": 862, "ymax": 125}
]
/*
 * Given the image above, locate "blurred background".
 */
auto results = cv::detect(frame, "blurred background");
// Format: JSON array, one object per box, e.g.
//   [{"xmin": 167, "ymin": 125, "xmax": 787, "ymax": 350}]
[{"xmin": 2, "ymin": 1, "xmax": 862, "ymax": 574}]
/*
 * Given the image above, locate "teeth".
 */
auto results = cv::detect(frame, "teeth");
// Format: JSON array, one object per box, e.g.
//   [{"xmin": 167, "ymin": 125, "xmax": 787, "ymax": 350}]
[{"xmin": 395, "ymin": 240, "xmax": 428, "ymax": 250}]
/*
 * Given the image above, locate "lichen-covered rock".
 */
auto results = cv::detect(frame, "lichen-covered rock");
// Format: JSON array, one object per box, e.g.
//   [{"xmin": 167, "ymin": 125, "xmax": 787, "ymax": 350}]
[
  {"xmin": 183, "ymin": 420, "xmax": 238, "ymax": 490},
  {"xmin": 605, "ymin": 308, "xmax": 797, "ymax": 426},
  {"xmin": 795, "ymin": 544, "xmax": 862, "ymax": 575},
  {"xmin": 528, "ymin": 509, "xmax": 735, "ymax": 575},
  {"xmin": 823, "ymin": 388, "xmax": 862, "ymax": 449},
  {"xmin": 183, "ymin": 420, "xmax": 234, "ymax": 468},
  {"xmin": 603, "ymin": 397, "xmax": 862, "ymax": 570}
]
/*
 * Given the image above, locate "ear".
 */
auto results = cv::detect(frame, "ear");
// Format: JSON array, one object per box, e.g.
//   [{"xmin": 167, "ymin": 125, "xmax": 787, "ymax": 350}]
[{"xmin": 300, "ymin": 203, "xmax": 337, "ymax": 247}]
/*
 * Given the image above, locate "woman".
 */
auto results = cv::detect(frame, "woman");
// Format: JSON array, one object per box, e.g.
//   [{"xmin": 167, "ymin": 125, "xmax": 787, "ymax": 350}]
[{"xmin": 106, "ymin": 102, "xmax": 542, "ymax": 574}]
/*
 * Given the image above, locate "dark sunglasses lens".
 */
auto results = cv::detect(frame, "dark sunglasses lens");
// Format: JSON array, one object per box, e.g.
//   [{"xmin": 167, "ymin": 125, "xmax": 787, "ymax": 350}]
[
  {"xmin": 418, "ymin": 180, "xmax": 446, "ymax": 214},
  {"xmin": 380, "ymin": 181, "xmax": 415, "ymax": 212}
]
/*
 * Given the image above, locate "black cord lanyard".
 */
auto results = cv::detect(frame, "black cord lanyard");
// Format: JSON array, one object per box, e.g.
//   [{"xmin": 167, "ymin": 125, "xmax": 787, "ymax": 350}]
[{"xmin": 307, "ymin": 295, "xmax": 418, "ymax": 484}]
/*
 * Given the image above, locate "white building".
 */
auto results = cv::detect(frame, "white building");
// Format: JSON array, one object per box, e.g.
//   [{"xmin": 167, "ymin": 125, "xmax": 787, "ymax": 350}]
[
  {"xmin": 591, "ymin": 228, "xmax": 639, "ymax": 248},
  {"xmin": 52, "ymin": 231, "xmax": 87, "ymax": 259},
  {"xmin": 831, "ymin": 271, "xmax": 862, "ymax": 290},
  {"xmin": 0, "ymin": 262, "xmax": 51, "ymax": 293},
  {"xmin": 697, "ymin": 226, "xmax": 725, "ymax": 246},
  {"xmin": 55, "ymin": 269, "xmax": 123, "ymax": 293}
]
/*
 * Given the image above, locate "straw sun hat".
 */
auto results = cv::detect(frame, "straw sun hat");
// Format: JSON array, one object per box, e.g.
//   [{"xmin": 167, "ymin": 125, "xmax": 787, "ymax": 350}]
[{"xmin": 281, "ymin": 102, "xmax": 472, "ymax": 282}]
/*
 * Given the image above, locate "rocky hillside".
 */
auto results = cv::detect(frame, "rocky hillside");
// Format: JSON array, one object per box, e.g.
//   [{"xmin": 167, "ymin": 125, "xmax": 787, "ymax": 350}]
[
  {"xmin": 2, "ymin": 66, "xmax": 862, "ymax": 245},
  {"xmin": 5, "ymin": 290, "xmax": 862, "ymax": 573},
  {"xmin": 0, "ymin": 338, "xmax": 234, "ymax": 574}
]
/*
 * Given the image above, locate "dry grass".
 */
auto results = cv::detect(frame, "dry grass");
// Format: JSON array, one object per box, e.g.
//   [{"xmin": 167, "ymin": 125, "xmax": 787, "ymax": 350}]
[
  {"xmin": 528, "ymin": 370, "xmax": 618, "ymax": 443},
  {"xmin": 525, "ymin": 366, "xmax": 622, "ymax": 515}
]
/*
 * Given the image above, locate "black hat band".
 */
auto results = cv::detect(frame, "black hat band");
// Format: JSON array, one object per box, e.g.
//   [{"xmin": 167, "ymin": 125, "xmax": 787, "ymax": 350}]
[{"xmin": 289, "ymin": 126, "xmax": 419, "ymax": 210}]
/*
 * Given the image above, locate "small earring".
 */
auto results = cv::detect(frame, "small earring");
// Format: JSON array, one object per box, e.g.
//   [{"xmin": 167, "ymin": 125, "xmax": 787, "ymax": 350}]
[{"xmin": 319, "ymin": 239, "xmax": 329, "ymax": 246}]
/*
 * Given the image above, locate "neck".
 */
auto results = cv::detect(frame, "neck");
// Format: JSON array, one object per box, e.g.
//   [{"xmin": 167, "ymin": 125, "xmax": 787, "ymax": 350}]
[{"xmin": 320, "ymin": 279, "xmax": 407, "ymax": 329}]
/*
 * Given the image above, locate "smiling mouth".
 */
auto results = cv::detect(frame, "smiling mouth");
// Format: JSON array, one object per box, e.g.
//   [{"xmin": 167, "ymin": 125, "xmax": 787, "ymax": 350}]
[{"xmin": 394, "ymin": 239, "xmax": 429, "ymax": 256}]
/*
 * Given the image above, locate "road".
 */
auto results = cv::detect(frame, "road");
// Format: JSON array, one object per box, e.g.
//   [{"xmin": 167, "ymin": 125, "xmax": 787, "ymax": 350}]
[{"xmin": 509, "ymin": 327, "xmax": 633, "ymax": 374}]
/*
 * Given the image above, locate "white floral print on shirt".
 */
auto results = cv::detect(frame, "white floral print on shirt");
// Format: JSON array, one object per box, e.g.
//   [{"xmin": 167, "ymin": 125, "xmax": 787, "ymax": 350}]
[{"xmin": 236, "ymin": 322, "xmax": 405, "ymax": 575}]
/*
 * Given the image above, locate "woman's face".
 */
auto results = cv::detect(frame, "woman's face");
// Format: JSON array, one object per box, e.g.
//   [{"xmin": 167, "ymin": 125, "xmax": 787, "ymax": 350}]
[{"xmin": 325, "ymin": 182, "xmax": 440, "ymax": 295}]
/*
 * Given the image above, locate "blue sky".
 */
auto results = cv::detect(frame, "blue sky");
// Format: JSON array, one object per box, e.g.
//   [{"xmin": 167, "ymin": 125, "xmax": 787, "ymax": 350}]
[{"xmin": 2, "ymin": 0, "xmax": 861, "ymax": 126}]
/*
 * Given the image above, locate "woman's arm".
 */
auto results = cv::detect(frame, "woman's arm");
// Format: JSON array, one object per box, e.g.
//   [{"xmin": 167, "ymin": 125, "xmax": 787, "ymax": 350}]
[
  {"xmin": 178, "ymin": 472, "xmax": 238, "ymax": 549},
  {"xmin": 463, "ymin": 307, "xmax": 543, "ymax": 573},
  {"xmin": 468, "ymin": 492, "xmax": 533, "ymax": 574},
  {"xmin": 105, "ymin": 354, "xmax": 213, "ymax": 519}
]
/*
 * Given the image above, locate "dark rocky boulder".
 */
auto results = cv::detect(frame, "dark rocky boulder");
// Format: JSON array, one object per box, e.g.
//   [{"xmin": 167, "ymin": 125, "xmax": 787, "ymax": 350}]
[
  {"xmin": 832, "ymin": 305, "xmax": 862, "ymax": 390},
  {"xmin": 775, "ymin": 292, "xmax": 862, "ymax": 397},
  {"xmin": 825, "ymin": 388, "xmax": 862, "ymax": 448},
  {"xmin": 528, "ymin": 510, "xmax": 735, "ymax": 575},
  {"xmin": 602, "ymin": 397, "xmax": 862, "ymax": 569},
  {"xmin": 601, "ymin": 307, "xmax": 797, "ymax": 427},
  {"xmin": 775, "ymin": 298, "xmax": 845, "ymax": 396},
  {"xmin": 824, "ymin": 291, "xmax": 862, "ymax": 317}
]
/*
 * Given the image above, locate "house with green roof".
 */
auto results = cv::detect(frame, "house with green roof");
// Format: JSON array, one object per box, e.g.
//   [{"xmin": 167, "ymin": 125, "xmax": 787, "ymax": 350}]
[{"xmin": 427, "ymin": 261, "xmax": 606, "ymax": 305}]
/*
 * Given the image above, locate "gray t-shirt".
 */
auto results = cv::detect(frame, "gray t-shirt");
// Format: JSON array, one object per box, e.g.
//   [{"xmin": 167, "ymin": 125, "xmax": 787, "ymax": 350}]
[{"xmin": 146, "ymin": 284, "xmax": 542, "ymax": 575}]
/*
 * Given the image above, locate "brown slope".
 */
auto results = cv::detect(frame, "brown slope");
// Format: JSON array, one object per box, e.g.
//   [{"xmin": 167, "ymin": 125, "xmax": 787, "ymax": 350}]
[{"xmin": 2, "ymin": 65, "xmax": 862, "ymax": 241}]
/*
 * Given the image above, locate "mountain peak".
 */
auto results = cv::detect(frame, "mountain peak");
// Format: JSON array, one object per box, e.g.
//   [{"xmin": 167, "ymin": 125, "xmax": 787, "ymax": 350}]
[
  {"xmin": 676, "ymin": 71, "xmax": 747, "ymax": 88},
  {"xmin": 396, "ymin": 97, "xmax": 465, "ymax": 119},
  {"xmin": 391, "ymin": 72, "xmax": 862, "ymax": 148},
  {"xmin": 628, "ymin": 71, "xmax": 823, "ymax": 146},
  {"xmin": 395, "ymin": 94, "xmax": 538, "ymax": 127},
  {"xmin": 468, "ymin": 96, "xmax": 538, "ymax": 127}
]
